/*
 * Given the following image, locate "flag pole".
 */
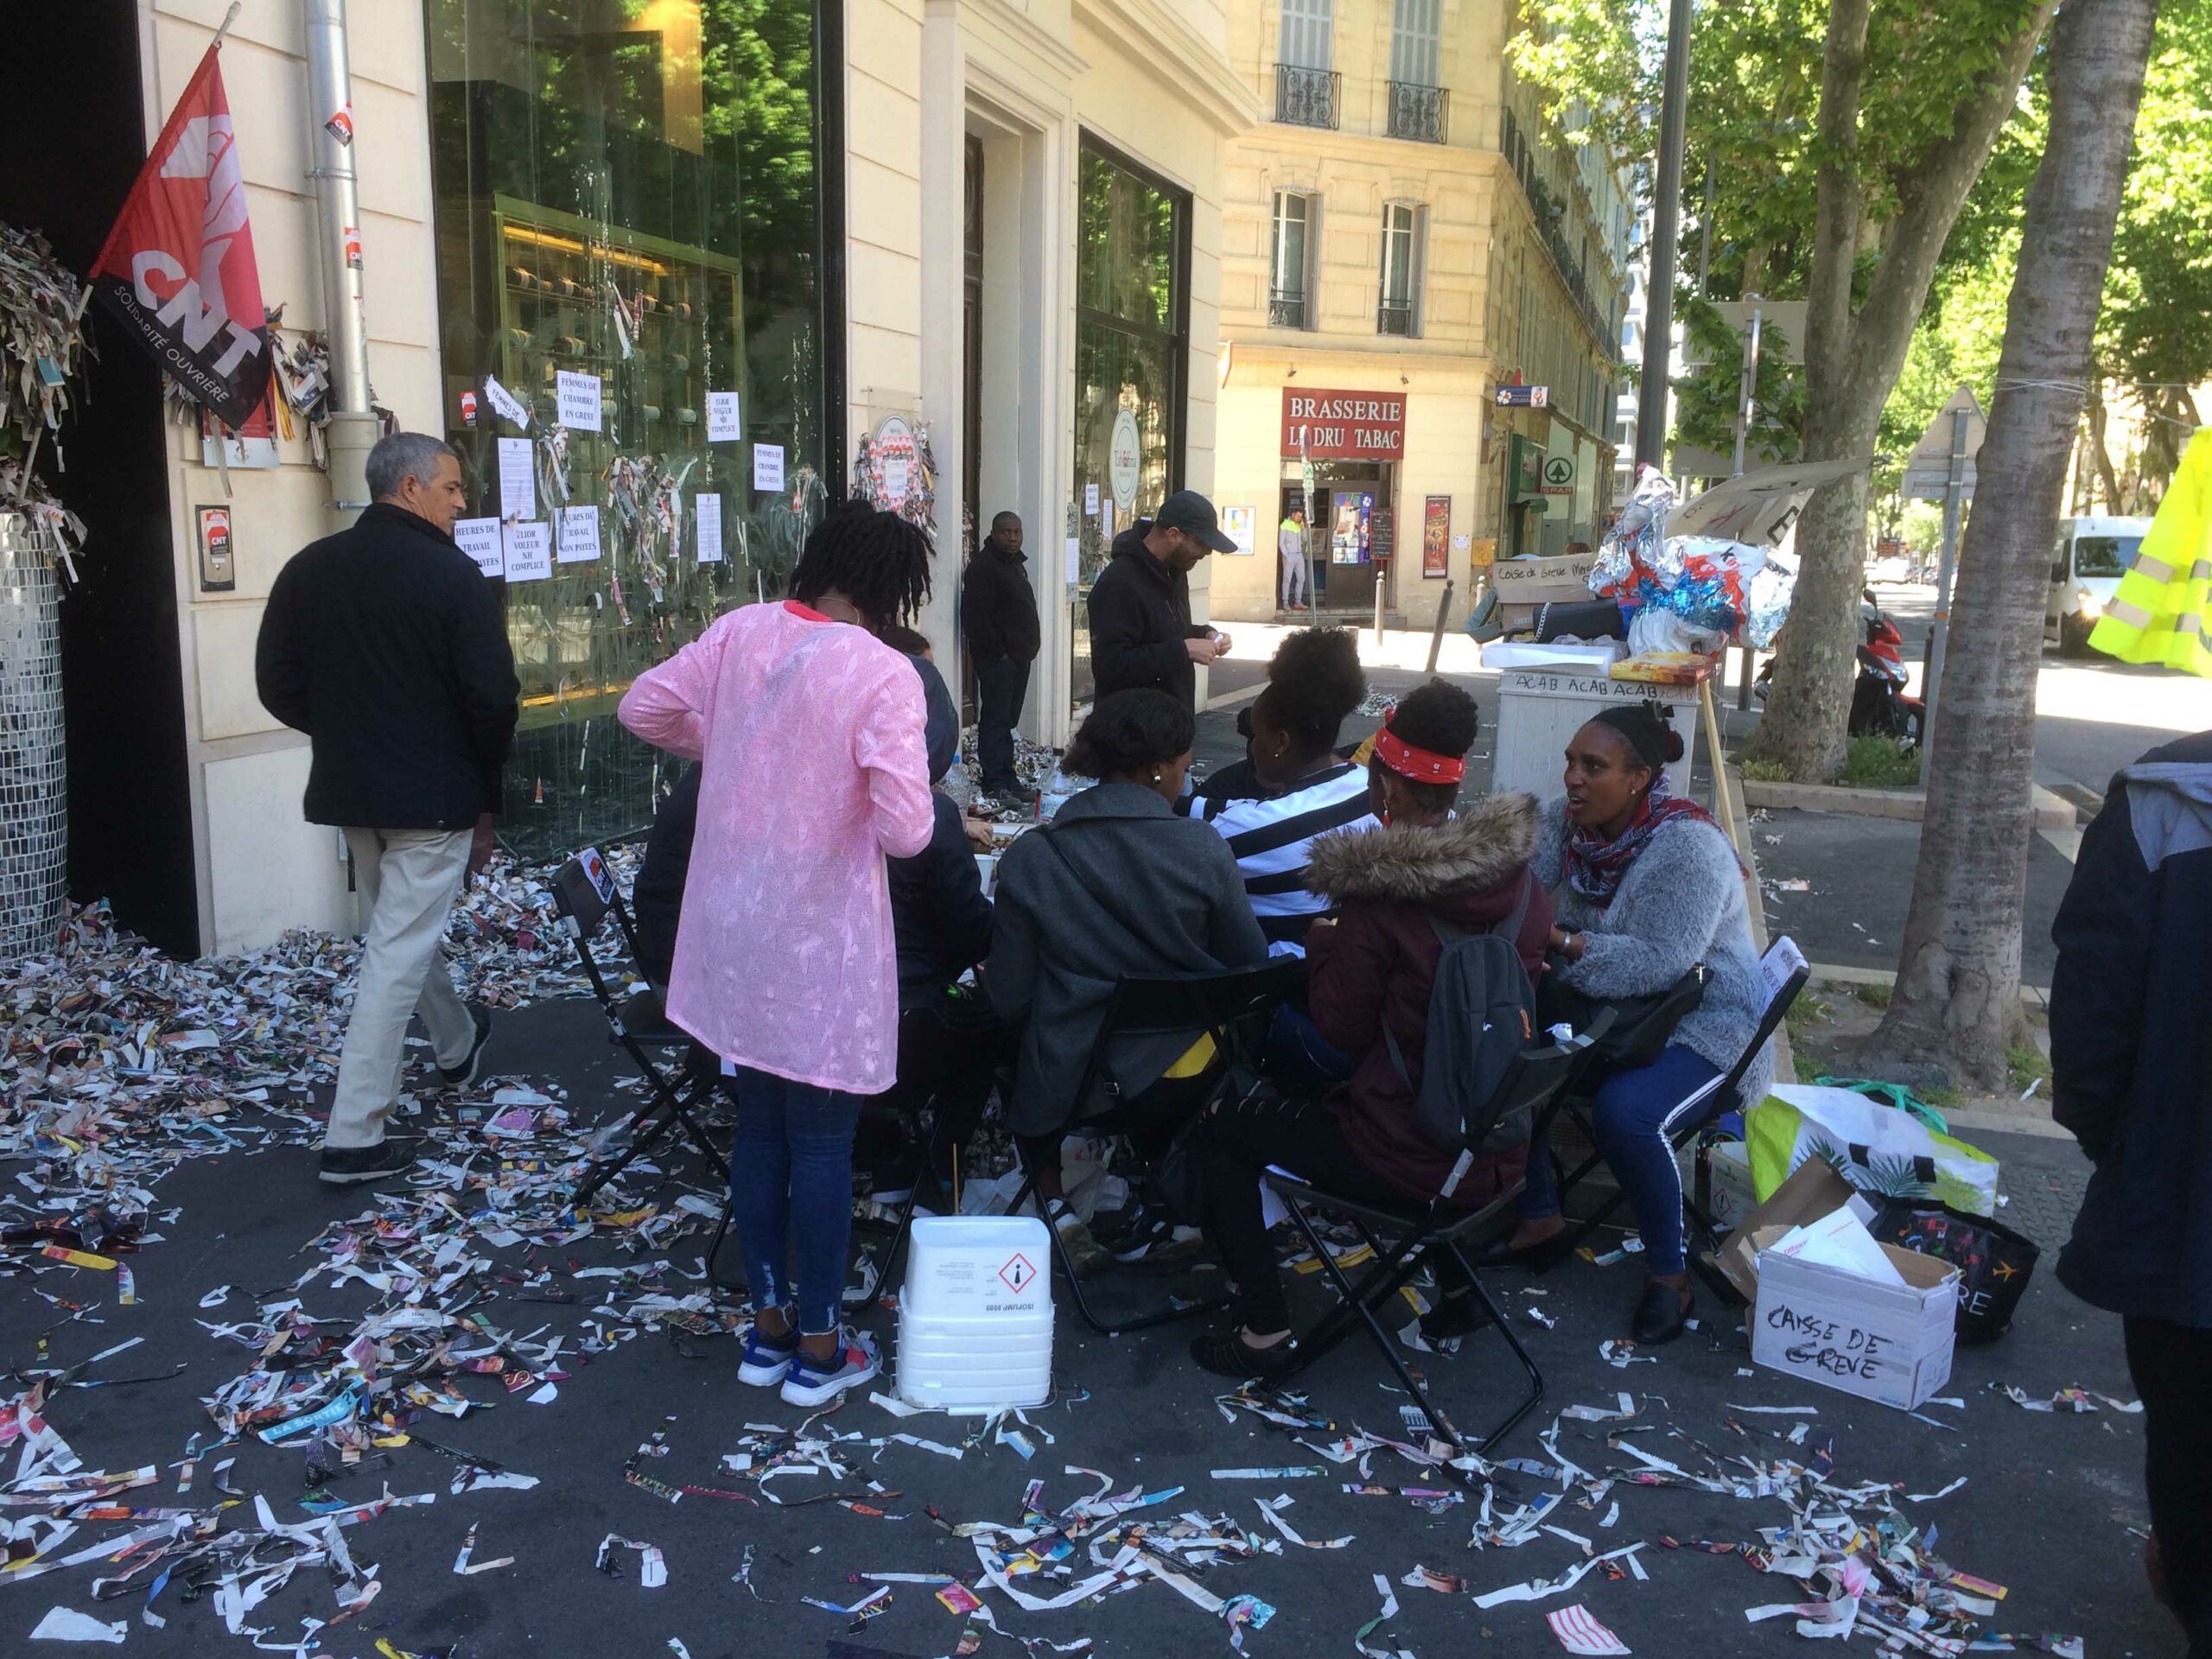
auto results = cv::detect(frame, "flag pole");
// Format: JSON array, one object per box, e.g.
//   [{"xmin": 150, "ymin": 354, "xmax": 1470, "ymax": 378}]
[{"xmin": 212, "ymin": 3, "xmax": 244, "ymax": 48}]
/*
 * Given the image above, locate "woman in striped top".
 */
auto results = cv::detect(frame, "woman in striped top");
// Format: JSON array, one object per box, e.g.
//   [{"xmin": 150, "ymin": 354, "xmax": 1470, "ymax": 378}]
[{"xmin": 1181, "ymin": 627, "xmax": 1375, "ymax": 956}]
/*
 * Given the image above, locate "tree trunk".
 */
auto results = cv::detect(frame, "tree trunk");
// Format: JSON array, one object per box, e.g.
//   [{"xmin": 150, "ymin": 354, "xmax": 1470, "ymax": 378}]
[
  {"xmin": 1749, "ymin": 0, "xmax": 2061, "ymax": 782},
  {"xmin": 1869, "ymin": 0, "xmax": 2164, "ymax": 1089}
]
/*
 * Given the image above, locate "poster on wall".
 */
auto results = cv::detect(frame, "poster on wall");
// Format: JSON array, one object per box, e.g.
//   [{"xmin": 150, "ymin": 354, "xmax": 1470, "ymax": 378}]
[
  {"xmin": 1221, "ymin": 505, "xmax": 1256, "ymax": 556},
  {"xmin": 1330, "ymin": 493, "xmax": 1371, "ymax": 566},
  {"xmin": 1422, "ymin": 495, "xmax": 1452, "ymax": 579}
]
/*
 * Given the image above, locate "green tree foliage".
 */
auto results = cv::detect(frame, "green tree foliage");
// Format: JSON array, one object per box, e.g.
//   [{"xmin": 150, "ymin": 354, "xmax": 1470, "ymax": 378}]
[
  {"xmin": 1673, "ymin": 292, "xmax": 1806, "ymax": 465},
  {"xmin": 2102, "ymin": 0, "xmax": 2212, "ymax": 392}
]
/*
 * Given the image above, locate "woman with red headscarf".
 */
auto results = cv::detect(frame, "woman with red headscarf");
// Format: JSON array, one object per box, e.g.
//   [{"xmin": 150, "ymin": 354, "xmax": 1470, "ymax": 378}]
[{"xmin": 1186, "ymin": 679, "xmax": 1552, "ymax": 1378}]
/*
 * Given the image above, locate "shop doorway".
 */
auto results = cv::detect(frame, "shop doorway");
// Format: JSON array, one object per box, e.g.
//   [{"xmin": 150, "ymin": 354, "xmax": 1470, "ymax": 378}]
[{"xmin": 1282, "ymin": 463, "xmax": 1392, "ymax": 618}]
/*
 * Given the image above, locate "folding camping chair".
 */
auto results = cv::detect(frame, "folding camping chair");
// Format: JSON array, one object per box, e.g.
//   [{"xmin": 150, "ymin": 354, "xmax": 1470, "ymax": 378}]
[
  {"xmin": 549, "ymin": 848, "xmax": 731, "ymax": 1205},
  {"xmin": 1007, "ymin": 958, "xmax": 1303, "ymax": 1338},
  {"xmin": 1266, "ymin": 1020, "xmax": 1605, "ymax": 1458},
  {"xmin": 1548, "ymin": 935, "xmax": 1811, "ymax": 1294}
]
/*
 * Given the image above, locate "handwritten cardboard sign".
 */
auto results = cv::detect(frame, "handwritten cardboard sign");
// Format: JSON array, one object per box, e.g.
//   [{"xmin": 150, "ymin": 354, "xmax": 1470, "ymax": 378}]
[{"xmin": 1750, "ymin": 1236, "xmax": 1959, "ymax": 1410}]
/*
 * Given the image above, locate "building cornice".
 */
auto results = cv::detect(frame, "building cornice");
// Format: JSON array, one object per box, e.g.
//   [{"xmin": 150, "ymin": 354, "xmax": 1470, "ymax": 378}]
[
  {"xmin": 957, "ymin": 0, "xmax": 1090, "ymax": 83},
  {"xmin": 1071, "ymin": 0, "xmax": 1262, "ymax": 136}
]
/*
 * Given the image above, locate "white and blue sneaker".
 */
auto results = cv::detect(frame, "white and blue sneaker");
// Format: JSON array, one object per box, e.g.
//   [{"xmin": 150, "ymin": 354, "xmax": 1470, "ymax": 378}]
[
  {"xmin": 738, "ymin": 1322, "xmax": 800, "ymax": 1387},
  {"xmin": 779, "ymin": 1330, "xmax": 880, "ymax": 1408}
]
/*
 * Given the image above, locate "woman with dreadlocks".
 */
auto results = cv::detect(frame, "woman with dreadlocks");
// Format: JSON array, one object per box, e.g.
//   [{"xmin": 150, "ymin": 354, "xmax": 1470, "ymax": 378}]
[{"xmin": 620, "ymin": 501, "xmax": 937, "ymax": 1408}]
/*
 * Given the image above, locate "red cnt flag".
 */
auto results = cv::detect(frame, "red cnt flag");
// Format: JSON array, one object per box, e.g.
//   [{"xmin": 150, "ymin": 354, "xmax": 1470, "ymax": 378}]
[{"xmin": 88, "ymin": 41, "xmax": 271, "ymax": 430}]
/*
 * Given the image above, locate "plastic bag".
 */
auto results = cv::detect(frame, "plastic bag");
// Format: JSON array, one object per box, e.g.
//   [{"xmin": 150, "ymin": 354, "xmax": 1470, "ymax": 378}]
[
  {"xmin": 1627, "ymin": 608, "xmax": 1729, "ymax": 658},
  {"xmin": 1745, "ymin": 544, "xmax": 1800, "ymax": 649},
  {"xmin": 1745, "ymin": 1084, "xmax": 1999, "ymax": 1215}
]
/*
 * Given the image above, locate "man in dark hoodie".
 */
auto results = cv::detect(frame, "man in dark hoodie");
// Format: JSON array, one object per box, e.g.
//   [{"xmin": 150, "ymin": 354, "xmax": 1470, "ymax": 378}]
[
  {"xmin": 2051, "ymin": 731, "xmax": 2212, "ymax": 1655},
  {"xmin": 1086, "ymin": 489, "xmax": 1237, "ymax": 708},
  {"xmin": 963, "ymin": 512, "xmax": 1041, "ymax": 799}
]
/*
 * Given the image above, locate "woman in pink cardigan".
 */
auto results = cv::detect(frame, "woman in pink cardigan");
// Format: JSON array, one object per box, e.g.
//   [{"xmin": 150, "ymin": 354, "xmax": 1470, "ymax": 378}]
[{"xmin": 619, "ymin": 505, "xmax": 936, "ymax": 1408}]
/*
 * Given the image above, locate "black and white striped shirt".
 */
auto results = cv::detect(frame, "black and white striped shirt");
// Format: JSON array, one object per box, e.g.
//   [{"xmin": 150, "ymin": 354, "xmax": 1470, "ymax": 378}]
[{"xmin": 1183, "ymin": 763, "xmax": 1379, "ymax": 954}]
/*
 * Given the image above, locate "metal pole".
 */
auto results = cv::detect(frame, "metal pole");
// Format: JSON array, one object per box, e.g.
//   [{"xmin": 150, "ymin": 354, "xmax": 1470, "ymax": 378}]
[
  {"xmin": 1633, "ymin": 0, "xmax": 1694, "ymax": 473},
  {"xmin": 1923, "ymin": 407, "xmax": 1969, "ymax": 751},
  {"xmin": 303, "ymin": 0, "xmax": 378, "ymax": 521},
  {"xmin": 1426, "ymin": 578, "xmax": 1456, "ymax": 673},
  {"xmin": 1732, "ymin": 302, "xmax": 1764, "ymax": 710},
  {"xmin": 1695, "ymin": 164, "xmax": 1713, "ymax": 295}
]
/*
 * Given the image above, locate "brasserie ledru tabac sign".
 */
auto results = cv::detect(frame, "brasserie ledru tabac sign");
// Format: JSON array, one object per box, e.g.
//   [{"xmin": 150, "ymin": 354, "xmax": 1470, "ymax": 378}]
[{"xmin": 1281, "ymin": 388, "xmax": 1407, "ymax": 461}]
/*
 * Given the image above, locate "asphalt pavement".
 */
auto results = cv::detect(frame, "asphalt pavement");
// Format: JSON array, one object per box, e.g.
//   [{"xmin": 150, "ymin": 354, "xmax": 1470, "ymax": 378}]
[{"xmin": 3, "ymin": 995, "xmax": 2174, "ymax": 1659}]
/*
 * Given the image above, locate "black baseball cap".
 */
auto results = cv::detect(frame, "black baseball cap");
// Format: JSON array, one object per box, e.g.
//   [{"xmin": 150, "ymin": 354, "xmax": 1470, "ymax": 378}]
[{"xmin": 1154, "ymin": 489, "xmax": 1237, "ymax": 553}]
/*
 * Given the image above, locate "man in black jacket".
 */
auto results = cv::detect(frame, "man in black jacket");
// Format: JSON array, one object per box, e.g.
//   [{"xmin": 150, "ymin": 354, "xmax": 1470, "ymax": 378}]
[
  {"xmin": 256, "ymin": 432, "xmax": 520, "ymax": 1185},
  {"xmin": 2051, "ymin": 731, "xmax": 2212, "ymax": 1653},
  {"xmin": 961, "ymin": 512, "xmax": 1040, "ymax": 798},
  {"xmin": 1086, "ymin": 489, "xmax": 1236, "ymax": 709}
]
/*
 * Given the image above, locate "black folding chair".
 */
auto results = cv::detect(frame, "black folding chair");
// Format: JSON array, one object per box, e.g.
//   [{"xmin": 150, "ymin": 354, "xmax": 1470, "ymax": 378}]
[
  {"xmin": 1550, "ymin": 935, "xmax": 1811, "ymax": 1297},
  {"xmin": 1267, "ymin": 1022, "xmax": 1604, "ymax": 1458},
  {"xmin": 549, "ymin": 849, "xmax": 731, "ymax": 1205},
  {"xmin": 1008, "ymin": 958, "xmax": 1304, "ymax": 1337}
]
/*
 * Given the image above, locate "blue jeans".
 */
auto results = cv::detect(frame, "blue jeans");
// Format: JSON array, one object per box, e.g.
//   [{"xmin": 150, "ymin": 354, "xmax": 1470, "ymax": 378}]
[
  {"xmin": 1264, "ymin": 1003, "xmax": 1356, "ymax": 1097},
  {"xmin": 728, "ymin": 1066, "xmax": 864, "ymax": 1335},
  {"xmin": 1521, "ymin": 1044, "xmax": 1724, "ymax": 1276}
]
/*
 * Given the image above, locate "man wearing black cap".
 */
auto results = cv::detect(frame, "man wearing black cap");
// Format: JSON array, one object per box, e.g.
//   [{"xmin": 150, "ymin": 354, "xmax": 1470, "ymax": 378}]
[{"xmin": 1086, "ymin": 488, "xmax": 1236, "ymax": 709}]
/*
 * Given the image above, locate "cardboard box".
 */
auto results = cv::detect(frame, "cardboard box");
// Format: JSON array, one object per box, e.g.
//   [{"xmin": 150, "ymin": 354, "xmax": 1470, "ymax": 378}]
[
  {"xmin": 1491, "ymin": 552, "xmax": 1600, "ymax": 604},
  {"xmin": 1720, "ymin": 1163, "xmax": 1960, "ymax": 1410}
]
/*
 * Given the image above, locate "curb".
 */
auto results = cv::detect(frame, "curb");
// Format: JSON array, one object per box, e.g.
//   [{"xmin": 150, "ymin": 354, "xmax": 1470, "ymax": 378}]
[{"xmin": 1742, "ymin": 777, "xmax": 2075, "ymax": 831}]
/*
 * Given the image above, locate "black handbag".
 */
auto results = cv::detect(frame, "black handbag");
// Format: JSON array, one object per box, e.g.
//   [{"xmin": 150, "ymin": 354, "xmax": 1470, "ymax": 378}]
[
  {"xmin": 1535, "ymin": 963, "xmax": 1707, "ymax": 1071},
  {"xmin": 1868, "ymin": 1198, "xmax": 2041, "ymax": 1343}
]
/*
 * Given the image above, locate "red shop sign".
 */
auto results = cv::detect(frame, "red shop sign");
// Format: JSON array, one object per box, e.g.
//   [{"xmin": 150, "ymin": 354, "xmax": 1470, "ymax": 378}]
[{"xmin": 1281, "ymin": 387, "xmax": 1407, "ymax": 461}]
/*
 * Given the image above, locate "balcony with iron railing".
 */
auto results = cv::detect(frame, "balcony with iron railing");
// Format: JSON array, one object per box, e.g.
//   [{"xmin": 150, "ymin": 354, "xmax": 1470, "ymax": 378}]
[
  {"xmin": 1376, "ymin": 299, "xmax": 1416, "ymax": 338},
  {"xmin": 1386, "ymin": 80, "xmax": 1448, "ymax": 143},
  {"xmin": 1268, "ymin": 289, "xmax": 1310, "ymax": 330},
  {"xmin": 1275, "ymin": 63, "xmax": 1341, "ymax": 130}
]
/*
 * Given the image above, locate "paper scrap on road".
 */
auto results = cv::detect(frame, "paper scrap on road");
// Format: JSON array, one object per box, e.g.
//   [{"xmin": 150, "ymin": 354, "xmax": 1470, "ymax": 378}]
[
  {"xmin": 1549, "ymin": 1603, "xmax": 1632, "ymax": 1655},
  {"xmin": 1475, "ymin": 1545, "xmax": 1644, "ymax": 1608},
  {"xmin": 1906, "ymin": 1478, "xmax": 1969, "ymax": 1503},
  {"xmin": 31, "ymin": 1608, "xmax": 128, "ymax": 1643}
]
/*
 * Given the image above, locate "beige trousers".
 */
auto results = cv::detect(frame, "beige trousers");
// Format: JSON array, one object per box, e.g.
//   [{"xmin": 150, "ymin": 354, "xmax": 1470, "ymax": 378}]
[{"xmin": 325, "ymin": 826, "xmax": 477, "ymax": 1149}]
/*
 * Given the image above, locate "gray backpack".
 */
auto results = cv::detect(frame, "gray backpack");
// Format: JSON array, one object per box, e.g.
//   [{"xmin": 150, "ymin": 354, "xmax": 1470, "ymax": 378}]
[{"xmin": 1382, "ymin": 872, "xmax": 1539, "ymax": 1153}]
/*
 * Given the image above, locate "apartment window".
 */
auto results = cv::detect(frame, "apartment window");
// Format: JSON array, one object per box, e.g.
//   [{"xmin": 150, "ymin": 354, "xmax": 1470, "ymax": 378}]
[
  {"xmin": 1388, "ymin": 0, "xmax": 1446, "ymax": 141},
  {"xmin": 1276, "ymin": 0, "xmax": 1338, "ymax": 128},
  {"xmin": 1269, "ymin": 192, "xmax": 1313, "ymax": 329},
  {"xmin": 1378, "ymin": 203, "xmax": 1423, "ymax": 335}
]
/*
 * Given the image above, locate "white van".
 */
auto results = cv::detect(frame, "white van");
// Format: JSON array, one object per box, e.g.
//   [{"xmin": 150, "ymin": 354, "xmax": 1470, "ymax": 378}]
[{"xmin": 2045, "ymin": 515, "xmax": 2151, "ymax": 656}]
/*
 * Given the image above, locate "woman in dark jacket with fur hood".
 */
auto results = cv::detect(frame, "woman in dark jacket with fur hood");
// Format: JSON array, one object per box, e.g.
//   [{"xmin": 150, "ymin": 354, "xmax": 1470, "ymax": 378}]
[{"xmin": 1189, "ymin": 680, "xmax": 1552, "ymax": 1378}]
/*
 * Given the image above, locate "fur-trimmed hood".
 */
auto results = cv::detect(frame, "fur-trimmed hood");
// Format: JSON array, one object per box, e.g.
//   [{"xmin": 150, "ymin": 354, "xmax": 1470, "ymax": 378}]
[{"xmin": 1305, "ymin": 791, "xmax": 1540, "ymax": 903}]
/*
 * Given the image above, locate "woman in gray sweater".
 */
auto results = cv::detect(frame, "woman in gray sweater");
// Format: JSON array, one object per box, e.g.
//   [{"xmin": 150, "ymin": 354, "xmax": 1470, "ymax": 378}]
[{"xmin": 1505, "ymin": 702, "xmax": 1770, "ymax": 1344}]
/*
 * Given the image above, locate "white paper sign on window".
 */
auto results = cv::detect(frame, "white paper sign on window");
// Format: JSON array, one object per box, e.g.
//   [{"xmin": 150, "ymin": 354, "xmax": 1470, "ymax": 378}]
[
  {"xmin": 555, "ymin": 370, "xmax": 603, "ymax": 433},
  {"xmin": 454, "ymin": 518, "xmax": 503, "ymax": 578},
  {"xmin": 753, "ymin": 443, "xmax": 785, "ymax": 493},
  {"xmin": 484, "ymin": 375, "xmax": 531, "ymax": 430},
  {"xmin": 696, "ymin": 493, "xmax": 724, "ymax": 564},
  {"xmin": 707, "ymin": 392, "xmax": 742, "ymax": 442},
  {"xmin": 557, "ymin": 505, "xmax": 601, "ymax": 563},
  {"xmin": 502, "ymin": 520, "xmax": 552, "ymax": 582},
  {"xmin": 498, "ymin": 437, "xmax": 535, "ymax": 521}
]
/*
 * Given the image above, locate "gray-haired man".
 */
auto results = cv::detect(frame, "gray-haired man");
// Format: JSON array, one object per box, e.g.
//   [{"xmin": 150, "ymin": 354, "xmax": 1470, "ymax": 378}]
[{"xmin": 257, "ymin": 432, "xmax": 521, "ymax": 1184}]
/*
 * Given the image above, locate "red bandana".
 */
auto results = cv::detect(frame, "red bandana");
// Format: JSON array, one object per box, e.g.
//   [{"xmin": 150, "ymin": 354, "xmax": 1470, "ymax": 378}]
[{"xmin": 1373, "ymin": 714, "xmax": 1466, "ymax": 785}]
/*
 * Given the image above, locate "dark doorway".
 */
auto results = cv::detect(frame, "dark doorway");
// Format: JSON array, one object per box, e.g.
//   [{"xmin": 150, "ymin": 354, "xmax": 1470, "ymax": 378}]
[
  {"xmin": 961, "ymin": 133, "xmax": 984, "ymax": 721},
  {"xmin": 2, "ymin": 8, "xmax": 198, "ymax": 955}
]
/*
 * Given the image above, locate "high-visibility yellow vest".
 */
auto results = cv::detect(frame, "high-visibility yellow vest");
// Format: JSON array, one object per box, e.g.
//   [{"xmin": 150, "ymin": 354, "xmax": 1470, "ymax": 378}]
[{"xmin": 2091, "ymin": 428, "xmax": 2212, "ymax": 677}]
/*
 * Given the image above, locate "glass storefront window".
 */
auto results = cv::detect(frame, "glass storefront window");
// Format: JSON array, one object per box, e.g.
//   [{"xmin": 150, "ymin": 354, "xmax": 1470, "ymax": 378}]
[
  {"xmin": 1071, "ymin": 138, "xmax": 1188, "ymax": 706},
  {"xmin": 424, "ymin": 0, "xmax": 830, "ymax": 858}
]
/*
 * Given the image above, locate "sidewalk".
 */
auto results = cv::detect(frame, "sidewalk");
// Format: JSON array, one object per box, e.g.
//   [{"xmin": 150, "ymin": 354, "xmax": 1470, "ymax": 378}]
[{"xmin": 0, "ymin": 979, "xmax": 2157, "ymax": 1659}]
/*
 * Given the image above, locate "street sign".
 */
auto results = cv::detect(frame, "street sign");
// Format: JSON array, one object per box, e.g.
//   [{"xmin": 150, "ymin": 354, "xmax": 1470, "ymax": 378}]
[
  {"xmin": 1495, "ymin": 385, "xmax": 1549, "ymax": 408},
  {"xmin": 1900, "ymin": 386, "xmax": 1985, "ymax": 501},
  {"xmin": 1541, "ymin": 454, "xmax": 1576, "ymax": 495}
]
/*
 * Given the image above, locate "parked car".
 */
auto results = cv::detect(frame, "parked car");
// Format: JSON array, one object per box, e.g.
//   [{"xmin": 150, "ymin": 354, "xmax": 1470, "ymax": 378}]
[{"xmin": 2044, "ymin": 515, "xmax": 2151, "ymax": 656}]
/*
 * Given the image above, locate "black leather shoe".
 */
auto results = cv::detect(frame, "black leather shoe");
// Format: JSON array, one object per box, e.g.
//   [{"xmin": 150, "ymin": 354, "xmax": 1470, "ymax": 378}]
[
  {"xmin": 1630, "ymin": 1280, "xmax": 1693, "ymax": 1344},
  {"xmin": 1190, "ymin": 1326, "xmax": 1299, "ymax": 1380},
  {"xmin": 318, "ymin": 1136, "xmax": 423, "ymax": 1186}
]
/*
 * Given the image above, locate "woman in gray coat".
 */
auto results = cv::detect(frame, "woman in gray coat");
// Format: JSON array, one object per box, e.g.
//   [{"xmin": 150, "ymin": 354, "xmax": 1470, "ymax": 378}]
[
  {"xmin": 1503, "ymin": 702, "xmax": 1770, "ymax": 1344},
  {"xmin": 988, "ymin": 690, "xmax": 1269, "ymax": 1269}
]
